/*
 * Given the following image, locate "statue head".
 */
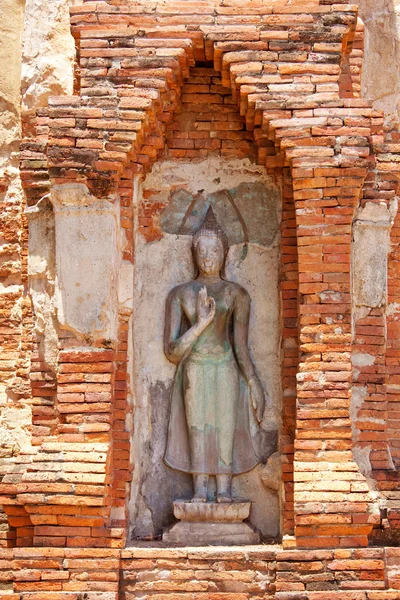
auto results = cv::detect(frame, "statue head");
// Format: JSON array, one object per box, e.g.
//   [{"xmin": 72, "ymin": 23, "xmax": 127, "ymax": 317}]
[{"xmin": 192, "ymin": 207, "xmax": 229, "ymax": 277}]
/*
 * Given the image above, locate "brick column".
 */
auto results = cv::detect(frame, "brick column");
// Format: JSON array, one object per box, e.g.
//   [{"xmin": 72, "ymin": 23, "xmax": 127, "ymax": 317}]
[{"xmin": 266, "ymin": 102, "xmax": 379, "ymax": 548}]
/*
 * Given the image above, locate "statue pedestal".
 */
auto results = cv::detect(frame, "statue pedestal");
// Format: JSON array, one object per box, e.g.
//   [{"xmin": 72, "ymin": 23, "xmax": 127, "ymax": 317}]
[{"xmin": 162, "ymin": 500, "xmax": 260, "ymax": 546}]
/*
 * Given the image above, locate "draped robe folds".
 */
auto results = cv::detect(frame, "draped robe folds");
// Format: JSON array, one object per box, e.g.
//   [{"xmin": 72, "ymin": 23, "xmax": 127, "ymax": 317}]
[
  {"xmin": 164, "ymin": 355, "xmax": 260, "ymax": 474},
  {"xmin": 164, "ymin": 283, "xmax": 261, "ymax": 475}
]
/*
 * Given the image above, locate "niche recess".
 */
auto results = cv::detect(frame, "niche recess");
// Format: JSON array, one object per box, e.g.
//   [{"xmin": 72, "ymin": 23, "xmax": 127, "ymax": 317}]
[{"xmin": 127, "ymin": 65, "xmax": 283, "ymax": 541}]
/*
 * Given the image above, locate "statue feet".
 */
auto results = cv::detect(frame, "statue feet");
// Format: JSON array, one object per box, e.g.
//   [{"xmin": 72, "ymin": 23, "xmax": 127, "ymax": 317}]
[
  {"xmin": 216, "ymin": 474, "xmax": 232, "ymax": 503},
  {"xmin": 192, "ymin": 474, "xmax": 208, "ymax": 503},
  {"xmin": 191, "ymin": 494, "xmax": 207, "ymax": 503},
  {"xmin": 217, "ymin": 495, "xmax": 232, "ymax": 503},
  {"xmin": 191, "ymin": 474, "xmax": 233, "ymax": 503}
]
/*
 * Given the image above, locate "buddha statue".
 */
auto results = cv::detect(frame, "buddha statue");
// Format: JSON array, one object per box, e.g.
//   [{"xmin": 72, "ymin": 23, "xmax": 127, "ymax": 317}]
[{"xmin": 164, "ymin": 207, "xmax": 268, "ymax": 503}]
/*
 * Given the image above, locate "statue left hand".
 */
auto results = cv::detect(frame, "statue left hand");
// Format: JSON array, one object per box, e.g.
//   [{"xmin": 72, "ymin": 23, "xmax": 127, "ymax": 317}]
[{"xmin": 249, "ymin": 377, "xmax": 265, "ymax": 423}]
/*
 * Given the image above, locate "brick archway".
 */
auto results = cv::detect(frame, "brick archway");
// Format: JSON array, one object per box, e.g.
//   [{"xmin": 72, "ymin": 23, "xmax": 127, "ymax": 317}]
[{"xmin": 13, "ymin": 0, "xmax": 400, "ymax": 555}]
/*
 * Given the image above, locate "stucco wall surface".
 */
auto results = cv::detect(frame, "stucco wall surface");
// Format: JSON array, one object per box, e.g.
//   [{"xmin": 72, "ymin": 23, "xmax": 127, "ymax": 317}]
[
  {"xmin": 360, "ymin": 0, "xmax": 400, "ymax": 125},
  {"xmin": 21, "ymin": 0, "xmax": 80, "ymax": 134}
]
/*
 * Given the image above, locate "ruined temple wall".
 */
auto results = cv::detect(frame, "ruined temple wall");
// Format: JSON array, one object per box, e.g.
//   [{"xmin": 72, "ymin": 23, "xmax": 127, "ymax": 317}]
[
  {"xmin": 0, "ymin": 0, "xmax": 399, "ymax": 470},
  {"xmin": 0, "ymin": 0, "xmax": 82, "ymax": 454},
  {"xmin": 3, "ymin": 0, "xmax": 400, "ymax": 560},
  {"xmin": 16, "ymin": 0, "xmax": 400, "ymax": 126},
  {"xmin": 1, "ymin": 544, "xmax": 400, "ymax": 598},
  {"xmin": 128, "ymin": 67, "xmax": 283, "ymax": 540},
  {"xmin": 4, "ymin": 0, "xmax": 400, "ymax": 597},
  {"xmin": 0, "ymin": 0, "xmax": 31, "ymax": 462}
]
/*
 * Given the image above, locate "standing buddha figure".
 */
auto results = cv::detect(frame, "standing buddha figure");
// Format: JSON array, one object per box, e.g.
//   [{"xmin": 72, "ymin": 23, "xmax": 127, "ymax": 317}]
[{"xmin": 164, "ymin": 207, "xmax": 268, "ymax": 503}]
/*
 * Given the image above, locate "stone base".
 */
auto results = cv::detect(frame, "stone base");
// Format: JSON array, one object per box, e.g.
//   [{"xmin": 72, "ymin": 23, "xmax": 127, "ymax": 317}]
[
  {"xmin": 163, "ymin": 520, "xmax": 260, "ymax": 545},
  {"xmin": 162, "ymin": 501, "xmax": 260, "ymax": 546}
]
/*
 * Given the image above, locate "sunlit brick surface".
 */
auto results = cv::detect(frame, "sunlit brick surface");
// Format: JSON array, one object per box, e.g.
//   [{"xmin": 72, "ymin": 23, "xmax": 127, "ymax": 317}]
[{"xmin": 2, "ymin": 0, "xmax": 400, "ymax": 595}]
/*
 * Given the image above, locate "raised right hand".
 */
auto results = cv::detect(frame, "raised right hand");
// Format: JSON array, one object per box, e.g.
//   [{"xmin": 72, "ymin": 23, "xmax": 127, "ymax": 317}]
[{"xmin": 196, "ymin": 286, "xmax": 216, "ymax": 331}]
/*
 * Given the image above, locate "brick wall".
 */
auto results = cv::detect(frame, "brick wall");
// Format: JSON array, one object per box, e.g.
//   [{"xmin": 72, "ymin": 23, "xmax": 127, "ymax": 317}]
[
  {"xmin": 167, "ymin": 65, "xmax": 255, "ymax": 161},
  {"xmin": 138, "ymin": 63, "xmax": 257, "ymax": 242},
  {"xmin": 0, "ymin": 0, "xmax": 400, "ymax": 569},
  {"xmin": 1, "ymin": 546, "xmax": 400, "ymax": 598}
]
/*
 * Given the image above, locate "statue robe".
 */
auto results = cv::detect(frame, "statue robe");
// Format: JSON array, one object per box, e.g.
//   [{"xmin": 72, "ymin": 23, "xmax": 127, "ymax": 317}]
[{"xmin": 164, "ymin": 347, "xmax": 260, "ymax": 475}]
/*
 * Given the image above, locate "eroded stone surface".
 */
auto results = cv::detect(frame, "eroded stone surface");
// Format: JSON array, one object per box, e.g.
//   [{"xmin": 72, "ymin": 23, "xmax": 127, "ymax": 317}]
[
  {"xmin": 352, "ymin": 201, "xmax": 397, "ymax": 309},
  {"xmin": 160, "ymin": 182, "xmax": 280, "ymax": 246},
  {"xmin": 21, "ymin": 0, "xmax": 79, "ymax": 133},
  {"xmin": 51, "ymin": 184, "xmax": 120, "ymax": 341},
  {"xmin": 360, "ymin": 0, "xmax": 400, "ymax": 124},
  {"xmin": 0, "ymin": 0, "xmax": 24, "ymax": 167},
  {"xmin": 26, "ymin": 197, "xmax": 58, "ymax": 370}
]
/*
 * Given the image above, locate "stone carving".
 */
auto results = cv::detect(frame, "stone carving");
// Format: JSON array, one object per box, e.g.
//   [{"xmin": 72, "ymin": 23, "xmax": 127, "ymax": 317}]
[
  {"xmin": 160, "ymin": 181, "xmax": 280, "ymax": 248},
  {"xmin": 163, "ymin": 207, "xmax": 269, "ymax": 504},
  {"xmin": 163, "ymin": 500, "xmax": 260, "ymax": 545}
]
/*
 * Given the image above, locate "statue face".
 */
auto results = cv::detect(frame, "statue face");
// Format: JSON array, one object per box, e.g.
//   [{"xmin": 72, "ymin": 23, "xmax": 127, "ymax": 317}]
[{"xmin": 195, "ymin": 235, "xmax": 225, "ymax": 276}]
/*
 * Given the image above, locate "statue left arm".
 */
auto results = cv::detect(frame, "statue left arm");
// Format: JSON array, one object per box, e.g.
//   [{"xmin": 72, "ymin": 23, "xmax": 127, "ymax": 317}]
[{"xmin": 233, "ymin": 287, "xmax": 266, "ymax": 423}]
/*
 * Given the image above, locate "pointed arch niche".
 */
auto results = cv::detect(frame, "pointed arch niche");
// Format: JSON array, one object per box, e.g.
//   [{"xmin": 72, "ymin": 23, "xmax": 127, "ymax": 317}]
[{"xmin": 127, "ymin": 63, "xmax": 286, "ymax": 540}]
